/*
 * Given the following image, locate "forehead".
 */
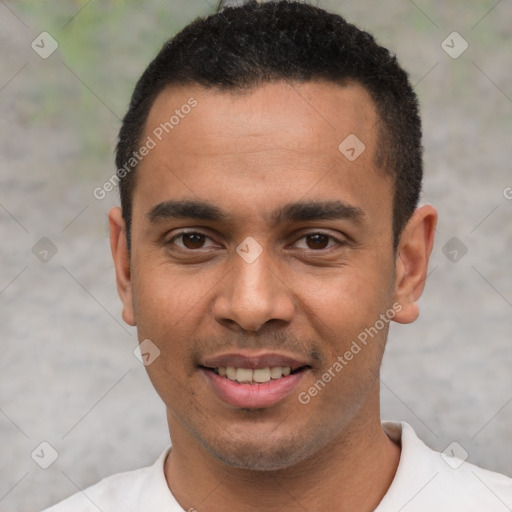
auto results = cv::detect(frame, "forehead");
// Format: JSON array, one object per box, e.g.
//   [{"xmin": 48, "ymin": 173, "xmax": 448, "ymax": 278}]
[
  {"xmin": 144, "ymin": 79, "xmax": 377, "ymax": 158},
  {"xmin": 133, "ymin": 80, "xmax": 391, "ymax": 230}
]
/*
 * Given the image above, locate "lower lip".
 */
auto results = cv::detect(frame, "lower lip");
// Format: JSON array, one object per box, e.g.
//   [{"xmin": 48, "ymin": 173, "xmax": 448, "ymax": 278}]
[{"xmin": 202, "ymin": 368, "xmax": 308, "ymax": 409}]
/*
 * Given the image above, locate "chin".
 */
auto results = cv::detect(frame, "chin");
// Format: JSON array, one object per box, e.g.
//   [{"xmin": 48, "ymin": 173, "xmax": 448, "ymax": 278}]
[
  {"xmin": 197, "ymin": 426, "xmax": 320, "ymax": 471},
  {"xmin": 209, "ymin": 444, "xmax": 304, "ymax": 471}
]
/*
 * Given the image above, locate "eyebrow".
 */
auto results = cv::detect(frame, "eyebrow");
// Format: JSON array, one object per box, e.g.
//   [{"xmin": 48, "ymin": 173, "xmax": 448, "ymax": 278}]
[{"xmin": 146, "ymin": 199, "xmax": 364, "ymax": 227}]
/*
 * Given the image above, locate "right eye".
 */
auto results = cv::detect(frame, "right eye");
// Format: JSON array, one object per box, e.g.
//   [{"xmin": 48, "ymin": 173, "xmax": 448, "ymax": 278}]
[{"xmin": 167, "ymin": 230, "xmax": 219, "ymax": 251}]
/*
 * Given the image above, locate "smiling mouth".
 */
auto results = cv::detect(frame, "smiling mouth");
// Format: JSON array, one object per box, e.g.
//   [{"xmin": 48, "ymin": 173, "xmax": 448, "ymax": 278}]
[{"xmin": 201, "ymin": 365, "xmax": 310, "ymax": 385}]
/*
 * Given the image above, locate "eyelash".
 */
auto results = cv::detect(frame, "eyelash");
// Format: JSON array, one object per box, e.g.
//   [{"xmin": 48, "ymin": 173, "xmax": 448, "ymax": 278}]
[{"xmin": 166, "ymin": 230, "xmax": 344, "ymax": 252}]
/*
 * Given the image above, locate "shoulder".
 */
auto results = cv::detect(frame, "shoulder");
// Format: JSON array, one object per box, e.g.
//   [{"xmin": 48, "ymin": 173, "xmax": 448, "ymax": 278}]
[
  {"xmin": 41, "ymin": 447, "xmax": 173, "ymax": 512},
  {"xmin": 379, "ymin": 421, "xmax": 512, "ymax": 511},
  {"xmin": 431, "ymin": 454, "xmax": 512, "ymax": 510},
  {"xmin": 41, "ymin": 466, "xmax": 152, "ymax": 512}
]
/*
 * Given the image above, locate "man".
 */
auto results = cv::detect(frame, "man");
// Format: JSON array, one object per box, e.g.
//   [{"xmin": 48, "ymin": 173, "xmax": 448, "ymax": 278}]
[{"xmin": 44, "ymin": 1, "xmax": 512, "ymax": 510}]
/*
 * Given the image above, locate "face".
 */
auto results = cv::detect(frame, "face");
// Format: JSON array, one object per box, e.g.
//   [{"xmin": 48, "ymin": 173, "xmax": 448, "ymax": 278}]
[{"xmin": 110, "ymin": 80, "xmax": 436, "ymax": 471}]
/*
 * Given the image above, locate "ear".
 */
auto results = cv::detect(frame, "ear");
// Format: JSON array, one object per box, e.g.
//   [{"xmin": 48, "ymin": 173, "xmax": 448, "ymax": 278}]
[
  {"xmin": 109, "ymin": 207, "xmax": 136, "ymax": 326},
  {"xmin": 393, "ymin": 204, "xmax": 437, "ymax": 324}
]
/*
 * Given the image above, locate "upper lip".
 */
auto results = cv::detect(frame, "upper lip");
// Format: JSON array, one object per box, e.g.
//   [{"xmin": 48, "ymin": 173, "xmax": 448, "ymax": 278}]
[{"xmin": 201, "ymin": 351, "xmax": 310, "ymax": 371}]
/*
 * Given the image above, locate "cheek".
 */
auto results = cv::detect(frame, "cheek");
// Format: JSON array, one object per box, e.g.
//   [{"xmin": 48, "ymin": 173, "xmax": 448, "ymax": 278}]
[
  {"xmin": 307, "ymin": 263, "xmax": 392, "ymax": 333},
  {"xmin": 131, "ymin": 264, "xmax": 204, "ymax": 407},
  {"xmin": 297, "ymin": 271, "xmax": 391, "ymax": 410},
  {"xmin": 131, "ymin": 262, "xmax": 203, "ymax": 357},
  {"xmin": 135, "ymin": 257, "xmax": 193, "ymax": 310}
]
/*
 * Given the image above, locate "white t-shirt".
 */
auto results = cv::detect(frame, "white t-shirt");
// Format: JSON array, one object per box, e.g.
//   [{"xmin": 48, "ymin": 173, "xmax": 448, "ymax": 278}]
[{"xmin": 42, "ymin": 421, "xmax": 512, "ymax": 511}]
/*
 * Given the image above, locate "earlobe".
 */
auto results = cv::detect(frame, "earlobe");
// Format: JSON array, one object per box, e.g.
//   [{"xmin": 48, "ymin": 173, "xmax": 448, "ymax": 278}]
[
  {"xmin": 109, "ymin": 207, "xmax": 136, "ymax": 326},
  {"xmin": 393, "ymin": 205, "xmax": 437, "ymax": 325}
]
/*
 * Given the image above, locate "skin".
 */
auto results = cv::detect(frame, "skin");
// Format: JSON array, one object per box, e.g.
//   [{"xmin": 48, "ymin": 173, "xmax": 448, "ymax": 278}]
[{"xmin": 110, "ymin": 80, "xmax": 437, "ymax": 511}]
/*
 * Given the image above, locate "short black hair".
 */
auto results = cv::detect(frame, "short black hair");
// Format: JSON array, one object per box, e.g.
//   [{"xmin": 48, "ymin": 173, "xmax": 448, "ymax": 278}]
[{"xmin": 115, "ymin": 0, "xmax": 423, "ymax": 251}]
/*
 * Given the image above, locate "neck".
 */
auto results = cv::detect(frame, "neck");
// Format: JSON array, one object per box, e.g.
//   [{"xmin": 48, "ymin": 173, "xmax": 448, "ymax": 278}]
[{"xmin": 164, "ymin": 390, "xmax": 400, "ymax": 512}]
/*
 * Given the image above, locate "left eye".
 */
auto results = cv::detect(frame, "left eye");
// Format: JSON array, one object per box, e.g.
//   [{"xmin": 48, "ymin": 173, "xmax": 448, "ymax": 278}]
[
  {"xmin": 167, "ymin": 231, "xmax": 341, "ymax": 251},
  {"xmin": 294, "ymin": 233, "xmax": 340, "ymax": 250}
]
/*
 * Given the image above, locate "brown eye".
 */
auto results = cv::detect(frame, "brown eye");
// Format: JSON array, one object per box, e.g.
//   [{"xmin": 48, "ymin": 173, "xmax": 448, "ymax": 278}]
[
  {"xmin": 294, "ymin": 232, "xmax": 342, "ymax": 251},
  {"xmin": 169, "ymin": 231, "xmax": 216, "ymax": 250},
  {"xmin": 181, "ymin": 233, "xmax": 206, "ymax": 249},
  {"xmin": 305, "ymin": 233, "xmax": 330, "ymax": 250}
]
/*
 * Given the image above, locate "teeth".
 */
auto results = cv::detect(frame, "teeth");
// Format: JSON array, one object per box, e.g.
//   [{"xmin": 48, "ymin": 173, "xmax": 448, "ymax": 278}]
[
  {"xmin": 217, "ymin": 366, "xmax": 293, "ymax": 383},
  {"xmin": 235, "ymin": 368, "xmax": 253, "ymax": 382},
  {"xmin": 270, "ymin": 366, "xmax": 283, "ymax": 379},
  {"xmin": 253, "ymin": 367, "xmax": 271, "ymax": 383}
]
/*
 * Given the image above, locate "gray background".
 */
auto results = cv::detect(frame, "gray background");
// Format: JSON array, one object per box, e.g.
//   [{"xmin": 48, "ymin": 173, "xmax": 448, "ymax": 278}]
[{"xmin": 1, "ymin": 1, "xmax": 511, "ymax": 510}]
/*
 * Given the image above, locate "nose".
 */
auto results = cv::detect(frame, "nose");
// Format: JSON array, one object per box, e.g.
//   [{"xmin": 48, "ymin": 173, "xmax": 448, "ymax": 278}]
[{"xmin": 213, "ymin": 246, "xmax": 295, "ymax": 334}]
